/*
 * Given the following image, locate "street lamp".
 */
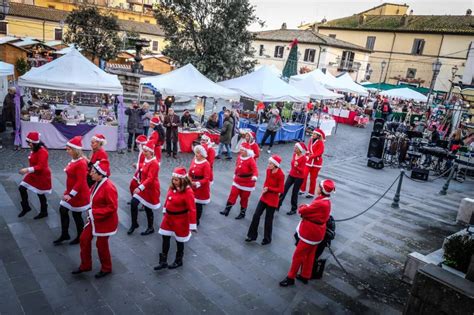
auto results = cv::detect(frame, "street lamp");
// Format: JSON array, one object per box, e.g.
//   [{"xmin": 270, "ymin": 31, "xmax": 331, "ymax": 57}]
[
  {"xmin": 447, "ymin": 65, "xmax": 459, "ymax": 102},
  {"xmin": 378, "ymin": 60, "xmax": 387, "ymax": 91},
  {"xmin": 0, "ymin": 0, "xmax": 10, "ymax": 21},
  {"xmin": 426, "ymin": 59, "xmax": 442, "ymax": 106}
]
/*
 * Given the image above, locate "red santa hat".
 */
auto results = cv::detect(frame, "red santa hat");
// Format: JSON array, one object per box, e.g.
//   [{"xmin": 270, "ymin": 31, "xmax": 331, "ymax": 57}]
[
  {"xmin": 295, "ymin": 142, "xmax": 307, "ymax": 154},
  {"xmin": 135, "ymin": 135, "xmax": 148, "ymax": 144},
  {"xmin": 240, "ymin": 142, "xmax": 255, "ymax": 157},
  {"xmin": 194, "ymin": 144, "xmax": 208, "ymax": 158},
  {"xmin": 91, "ymin": 134, "xmax": 107, "ymax": 145},
  {"xmin": 93, "ymin": 159, "xmax": 110, "ymax": 177},
  {"xmin": 26, "ymin": 131, "xmax": 40, "ymax": 143},
  {"xmin": 268, "ymin": 154, "xmax": 282, "ymax": 168},
  {"xmin": 66, "ymin": 136, "xmax": 83, "ymax": 150},
  {"xmin": 142, "ymin": 140, "xmax": 155, "ymax": 153},
  {"xmin": 313, "ymin": 128, "xmax": 326, "ymax": 141},
  {"xmin": 320, "ymin": 179, "xmax": 335, "ymax": 195},
  {"xmin": 200, "ymin": 134, "xmax": 211, "ymax": 144},
  {"xmin": 150, "ymin": 116, "xmax": 161, "ymax": 125},
  {"xmin": 172, "ymin": 167, "xmax": 188, "ymax": 178},
  {"xmin": 247, "ymin": 131, "xmax": 256, "ymax": 142}
]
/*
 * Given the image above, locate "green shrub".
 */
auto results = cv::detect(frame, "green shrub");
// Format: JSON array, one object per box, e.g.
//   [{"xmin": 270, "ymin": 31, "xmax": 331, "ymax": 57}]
[{"xmin": 443, "ymin": 234, "xmax": 474, "ymax": 273}]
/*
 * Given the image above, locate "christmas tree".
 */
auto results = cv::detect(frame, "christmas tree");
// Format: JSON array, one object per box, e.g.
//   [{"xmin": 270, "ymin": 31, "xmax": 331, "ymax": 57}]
[{"xmin": 282, "ymin": 39, "xmax": 299, "ymax": 81}]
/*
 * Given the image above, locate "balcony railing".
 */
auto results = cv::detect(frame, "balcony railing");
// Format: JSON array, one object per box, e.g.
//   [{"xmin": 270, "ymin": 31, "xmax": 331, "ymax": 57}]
[{"xmin": 337, "ymin": 61, "xmax": 361, "ymax": 72}]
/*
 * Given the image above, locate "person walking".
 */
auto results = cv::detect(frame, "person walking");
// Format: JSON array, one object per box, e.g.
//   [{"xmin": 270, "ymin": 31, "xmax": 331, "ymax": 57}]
[
  {"xmin": 54, "ymin": 136, "xmax": 90, "ymax": 245},
  {"xmin": 280, "ymin": 142, "xmax": 308, "ymax": 215},
  {"xmin": 2, "ymin": 87, "xmax": 24, "ymax": 133},
  {"xmin": 72, "ymin": 160, "xmax": 118, "ymax": 279},
  {"xmin": 163, "ymin": 108, "xmax": 180, "ymax": 158},
  {"xmin": 245, "ymin": 131, "xmax": 260, "ymax": 160},
  {"xmin": 154, "ymin": 167, "xmax": 197, "ymax": 271},
  {"xmin": 149, "ymin": 116, "xmax": 166, "ymax": 162},
  {"xmin": 125, "ymin": 101, "xmax": 145, "ymax": 152},
  {"xmin": 300, "ymin": 129, "xmax": 325, "ymax": 199},
  {"xmin": 200, "ymin": 135, "xmax": 215, "ymax": 184},
  {"xmin": 86, "ymin": 134, "xmax": 109, "ymax": 187},
  {"xmin": 141, "ymin": 102, "xmax": 153, "ymax": 137},
  {"xmin": 260, "ymin": 108, "xmax": 282, "ymax": 154},
  {"xmin": 189, "ymin": 145, "xmax": 211, "ymax": 226},
  {"xmin": 279, "ymin": 179, "xmax": 335, "ymax": 286},
  {"xmin": 246, "ymin": 154, "xmax": 284, "ymax": 245},
  {"xmin": 216, "ymin": 110, "xmax": 233, "ymax": 160},
  {"xmin": 17, "ymin": 132, "xmax": 52, "ymax": 219},
  {"xmin": 129, "ymin": 135, "xmax": 148, "ymax": 196},
  {"xmin": 128, "ymin": 140, "xmax": 160, "ymax": 236},
  {"xmin": 220, "ymin": 143, "xmax": 258, "ymax": 219}
]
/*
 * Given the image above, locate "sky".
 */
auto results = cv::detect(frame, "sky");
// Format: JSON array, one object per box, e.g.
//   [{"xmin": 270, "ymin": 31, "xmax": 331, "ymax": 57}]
[{"xmin": 248, "ymin": 0, "xmax": 474, "ymax": 31}]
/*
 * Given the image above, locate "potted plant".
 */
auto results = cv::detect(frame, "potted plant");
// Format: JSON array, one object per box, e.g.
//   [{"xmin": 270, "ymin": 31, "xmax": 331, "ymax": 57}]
[{"xmin": 443, "ymin": 234, "xmax": 474, "ymax": 276}]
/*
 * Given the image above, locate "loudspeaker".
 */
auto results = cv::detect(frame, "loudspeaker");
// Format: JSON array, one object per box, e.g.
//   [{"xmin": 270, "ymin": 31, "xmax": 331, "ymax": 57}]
[
  {"xmin": 367, "ymin": 134, "xmax": 385, "ymax": 158},
  {"xmin": 367, "ymin": 157, "xmax": 384, "ymax": 169},
  {"xmin": 411, "ymin": 168, "xmax": 429, "ymax": 181},
  {"xmin": 373, "ymin": 118, "xmax": 385, "ymax": 134},
  {"xmin": 312, "ymin": 259, "xmax": 326, "ymax": 280}
]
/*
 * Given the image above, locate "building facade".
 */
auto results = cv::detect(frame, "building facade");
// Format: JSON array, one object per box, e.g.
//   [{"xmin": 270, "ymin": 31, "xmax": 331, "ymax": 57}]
[
  {"xmin": 300, "ymin": 3, "xmax": 474, "ymax": 92},
  {"xmin": 253, "ymin": 24, "xmax": 371, "ymax": 82}
]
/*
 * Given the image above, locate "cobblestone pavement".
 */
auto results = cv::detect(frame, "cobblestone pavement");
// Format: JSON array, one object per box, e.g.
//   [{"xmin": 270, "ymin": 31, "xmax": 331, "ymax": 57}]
[{"xmin": 0, "ymin": 124, "xmax": 472, "ymax": 314}]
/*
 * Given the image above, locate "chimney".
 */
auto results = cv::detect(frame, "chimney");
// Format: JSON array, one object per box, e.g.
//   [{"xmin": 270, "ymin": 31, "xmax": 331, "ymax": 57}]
[
  {"xmin": 400, "ymin": 14, "xmax": 409, "ymax": 26},
  {"xmin": 358, "ymin": 14, "xmax": 366, "ymax": 25},
  {"xmin": 281, "ymin": 23, "xmax": 287, "ymax": 30},
  {"xmin": 321, "ymin": 17, "xmax": 327, "ymax": 24},
  {"xmin": 467, "ymin": 9, "xmax": 472, "ymax": 16}
]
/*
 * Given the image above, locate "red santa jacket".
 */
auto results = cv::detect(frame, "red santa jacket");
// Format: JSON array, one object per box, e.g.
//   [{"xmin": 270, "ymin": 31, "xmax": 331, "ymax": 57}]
[
  {"xmin": 189, "ymin": 158, "xmax": 211, "ymax": 204},
  {"xmin": 87, "ymin": 178, "xmax": 118, "ymax": 236},
  {"xmin": 149, "ymin": 130, "xmax": 163, "ymax": 163},
  {"xmin": 202, "ymin": 143, "xmax": 215, "ymax": 183},
  {"xmin": 60, "ymin": 157, "xmax": 90, "ymax": 212},
  {"xmin": 232, "ymin": 155, "xmax": 258, "ymax": 191},
  {"xmin": 21, "ymin": 147, "xmax": 52, "ymax": 194},
  {"xmin": 289, "ymin": 153, "xmax": 307, "ymax": 179},
  {"xmin": 296, "ymin": 195, "xmax": 331, "ymax": 245},
  {"xmin": 306, "ymin": 138, "xmax": 324, "ymax": 168},
  {"xmin": 90, "ymin": 148, "xmax": 110, "ymax": 175},
  {"xmin": 260, "ymin": 168, "xmax": 285, "ymax": 208},
  {"xmin": 134, "ymin": 157, "xmax": 161, "ymax": 209},
  {"xmin": 249, "ymin": 141, "xmax": 260, "ymax": 160},
  {"xmin": 159, "ymin": 186, "xmax": 197, "ymax": 242}
]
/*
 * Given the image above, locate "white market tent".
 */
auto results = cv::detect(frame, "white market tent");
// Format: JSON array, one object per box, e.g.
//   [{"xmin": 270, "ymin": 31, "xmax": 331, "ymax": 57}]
[
  {"xmin": 380, "ymin": 87, "xmax": 428, "ymax": 103},
  {"xmin": 289, "ymin": 76, "xmax": 343, "ymax": 100},
  {"xmin": 290, "ymin": 68, "xmax": 343, "ymax": 90},
  {"xmin": 0, "ymin": 61, "xmax": 14, "ymax": 76},
  {"xmin": 19, "ymin": 48, "xmax": 123, "ymax": 94},
  {"xmin": 140, "ymin": 63, "xmax": 239, "ymax": 99},
  {"xmin": 55, "ymin": 44, "xmax": 83, "ymax": 55},
  {"xmin": 219, "ymin": 65, "xmax": 309, "ymax": 102},
  {"xmin": 334, "ymin": 72, "xmax": 369, "ymax": 96},
  {"xmin": 255, "ymin": 64, "xmax": 281, "ymax": 77}
]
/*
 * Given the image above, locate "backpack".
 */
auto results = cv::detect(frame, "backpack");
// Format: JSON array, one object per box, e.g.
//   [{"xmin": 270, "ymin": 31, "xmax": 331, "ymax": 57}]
[{"xmin": 325, "ymin": 215, "xmax": 336, "ymax": 241}]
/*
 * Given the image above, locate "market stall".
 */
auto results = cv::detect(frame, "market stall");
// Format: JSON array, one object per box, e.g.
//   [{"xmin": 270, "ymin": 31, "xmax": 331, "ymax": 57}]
[
  {"xmin": 239, "ymin": 118, "xmax": 304, "ymax": 143},
  {"xmin": 328, "ymin": 107, "xmax": 358, "ymax": 125},
  {"xmin": 380, "ymin": 87, "xmax": 428, "ymax": 103},
  {"xmin": 17, "ymin": 48, "xmax": 124, "ymax": 151},
  {"xmin": 0, "ymin": 61, "xmax": 14, "ymax": 103},
  {"xmin": 290, "ymin": 68, "xmax": 343, "ymax": 91},
  {"xmin": 334, "ymin": 73, "xmax": 369, "ymax": 96}
]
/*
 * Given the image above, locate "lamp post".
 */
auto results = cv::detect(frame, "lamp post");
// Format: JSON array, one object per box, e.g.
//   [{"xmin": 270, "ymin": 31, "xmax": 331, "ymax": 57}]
[
  {"xmin": 426, "ymin": 59, "xmax": 442, "ymax": 107},
  {"xmin": 447, "ymin": 65, "xmax": 459, "ymax": 102},
  {"xmin": 0, "ymin": 0, "xmax": 10, "ymax": 21},
  {"xmin": 378, "ymin": 60, "xmax": 387, "ymax": 91}
]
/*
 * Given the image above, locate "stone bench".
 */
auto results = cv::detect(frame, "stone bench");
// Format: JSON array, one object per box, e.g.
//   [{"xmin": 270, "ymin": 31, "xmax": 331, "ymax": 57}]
[{"xmin": 457, "ymin": 198, "xmax": 474, "ymax": 225}]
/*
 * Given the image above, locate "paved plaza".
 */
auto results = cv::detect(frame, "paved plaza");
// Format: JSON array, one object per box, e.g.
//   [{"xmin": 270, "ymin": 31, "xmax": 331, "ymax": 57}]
[{"xmin": 0, "ymin": 124, "xmax": 472, "ymax": 314}]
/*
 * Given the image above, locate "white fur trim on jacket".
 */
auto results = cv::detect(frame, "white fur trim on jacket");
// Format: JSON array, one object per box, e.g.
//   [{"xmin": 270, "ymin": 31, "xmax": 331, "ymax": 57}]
[
  {"xmin": 296, "ymin": 221, "xmax": 322, "ymax": 246},
  {"xmin": 158, "ymin": 228, "xmax": 192, "ymax": 242},
  {"xmin": 27, "ymin": 167, "xmax": 35, "ymax": 173},
  {"xmin": 59, "ymin": 200, "xmax": 90, "ymax": 212},
  {"xmin": 133, "ymin": 194, "xmax": 161, "ymax": 210},
  {"xmin": 87, "ymin": 209, "xmax": 117, "ymax": 237},
  {"xmin": 195, "ymin": 198, "xmax": 210, "ymax": 204},
  {"xmin": 232, "ymin": 182, "xmax": 256, "ymax": 191},
  {"xmin": 19, "ymin": 181, "xmax": 52, "ymax": 195}
]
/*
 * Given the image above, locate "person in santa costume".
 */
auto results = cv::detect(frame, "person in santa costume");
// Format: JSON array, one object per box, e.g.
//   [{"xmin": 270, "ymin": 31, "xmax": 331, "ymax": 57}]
[
  {"xmin": 189, "ymin": 145, "xmax": 211, "ymax": 226},
  {"xmin": 300, "ymin": 129, "xmax": 325, "ymax": 199},
  {"xmin": 128, "ymin": 140, "xmax": 160, "ymax": 236},
  {"xmin": 129, "ymin": 135, "xmax": 148, "ymax": 196},
  {"xmin": 246, "ymin": 154, "xmax": 284, "ymax": 245},
  {"xmin": 220, "ymin": 142, "xmax": 258, "ymax": 220},
  {"xmin": 149, "ymin": 116, "xmax": 165, "ymax": 163},
  {"xmin": 200, "ymin": 134, "xmax": 215, "ymax": 184},
  {"xmin": 54, "ymin": 136, "xmax": 90, "ymax": 245},
  {"xmin": 17, "ymin": 132, "xmax": 52, "ymax": 219},
  {"xmin": 244, "ymin": 131, "xmax": 260, "ymax": 160},
  {"xmin": 72, "ymin": 160, "xmax": 118, "ymax": 279},
  {"xmin": 154, "ymin": 167, "xmax": 196, "ymax": 271},
  {"xmin": 279, "ymin": 142, "xmax": 308, "ymax": 215},
  {"xmin": 86, "ymin": 134, "xmax": 109, "ymax": 187},
  {"xmin": 280, "ymin": 179, "xmax": 335, "ymax": 287}
]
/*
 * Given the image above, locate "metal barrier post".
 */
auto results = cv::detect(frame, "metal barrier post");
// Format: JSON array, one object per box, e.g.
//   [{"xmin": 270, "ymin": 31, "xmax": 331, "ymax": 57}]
[
  {"xmin": 391, "ymin": 170, "xmax": 404, "ymax": 208},
  {"xmin": 439, "ymin": 164, "xmax": 457, "ymax": 195}
]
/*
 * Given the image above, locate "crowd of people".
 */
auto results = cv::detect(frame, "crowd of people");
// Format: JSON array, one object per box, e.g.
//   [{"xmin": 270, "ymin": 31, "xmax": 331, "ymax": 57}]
[{"xmin": 16, "ymin": 121, "xmax": 333, "ymax": 286}]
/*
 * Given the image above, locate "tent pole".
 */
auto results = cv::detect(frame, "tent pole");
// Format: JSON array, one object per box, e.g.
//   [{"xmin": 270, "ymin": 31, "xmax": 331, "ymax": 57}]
[
  {"xmin": 317, "ymin": 100, "xmax": 322, "ymax": 128},
  {"xmin": 138, "ymin": 84, "xmax": 143, "ymax": 107},
  {"xmin": 201, "ymin": 97, "xmax": 207, "ymax": 124}
]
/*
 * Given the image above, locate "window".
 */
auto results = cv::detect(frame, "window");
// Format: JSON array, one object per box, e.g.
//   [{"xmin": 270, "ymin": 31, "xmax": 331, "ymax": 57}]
[
  {"xmin": 328, "ymin": 34, "xmax": 336, "ymax": 38},
  {"xmin": 144, "ymin": 20, "xmax": 150, "ymax": 24},
  {"xmin": 152, "ymin": 40, "xmax": 159, "ymax": 51},
  {"xmin": 54, "ymin": 28, "xmax": 63, "ymax": 41},
  {"xmin": 274, "ymin": 45, "xmax": 284, "ymax": 58},
  {"xmin": 406, "ymin": 68, "xmax": 417, "ymax": 79},
  {"xmin": 259, "ymin": 44, "xmax": 264, "ymax": 56},
  {"xmin": 303, "ymin": 48, "xmax": 316, "ymax": 62},
  {"xmin": 48, "ymin": 5, "xmax": 55, "ymax": 9},
  {"xmin": 0, "ymin": 22, "xmax": 7, "ymax": 35},
  {"xmin": 340, "ymin": 50, "xmax": 355, "ymax": 69},
  {"xmin": 366, "ymin": 36, "xmax": 376, "ymax": 50},
  {"xmin": 129, "ymin": 17, "xmax": 135, "ymax": 21},
  {"xmin": 411, "ymin": 39, "xmax": 425, "ymax": 55}
]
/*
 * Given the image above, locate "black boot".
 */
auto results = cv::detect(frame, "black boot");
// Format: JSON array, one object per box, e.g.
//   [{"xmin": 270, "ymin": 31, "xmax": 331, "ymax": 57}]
[
  {"xmin": 53, "ymin": 234, "xmax": 71, "ymax": 245},
  {"xmin": 296, "ymin": 274, "xmax": 309, "ymax": 284},
  {"xmin": 18, "ymin": 201, "xmax": 31, "ymax": 218},
  {"xmin": 286, "ymin": 209, "xmax": 297, "ymax": 216},
  {"xmin": 127, "ymin": 224, "xmax": 139, "ymax": 235},
  {"xmin": 34, "ymin": 198, "xmax": 48, "ymax": 220},
  {"xmin": 141, "ymin": 209, "xmax": 154, "ymax": 235},
  {"xmin": 219, "ymin": 203, "xmax": 232, "ymax": 216},
  {"xmin": 168, "ymin": 251, "xmax": 183, "ymax": 269},
  {"xmin": 154, "ymin": 253, "xmax": 168, "ymax": 270},
  {"xmin": 279, "ymin": 277, "xmax": 295, "ymax": 287},
  {"xmin": 235, "ymin": 208, "xmax": 246, "ymax": 220},
  {"xmin": 141, "ymin": 227, "xmax": 155, "ymax": 236}
]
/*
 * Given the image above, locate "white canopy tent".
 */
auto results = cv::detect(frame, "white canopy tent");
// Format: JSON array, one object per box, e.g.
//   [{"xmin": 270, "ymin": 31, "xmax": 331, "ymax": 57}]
[
  {"xmin": 0, "ymin": 61, "xmax": 14, "ymax": 103},
  {"xmin": 18, "ymin": 48, "xmax": 123, "ymax": 94},
  {"xmin": 290, "ymin": 68, "xmax": 343, "ymax": 90},
  {"xmin": 334, "ymin": 73, "xmax": 369, "ymax": 96},
  {"xmin": 140, "ymin": 63, "xmax": 239, "ymax": 99},
  {"xmin": 254, "ymin": 64, "xmax": 281, "ymax": 77},
  {"xmin": 219, "ymin": 65, "xmax": 309, "ymax": 102},
  {"xmin": 289, "ymin": 76, "xmax": 343, "ymax": 100},
  {"xmin": 380, "ymin": 87, "xmax": 428, "ymax": 103},
  {"xmin": 54, "ymin": 44, "xmax": 83, "ymax": 55}
]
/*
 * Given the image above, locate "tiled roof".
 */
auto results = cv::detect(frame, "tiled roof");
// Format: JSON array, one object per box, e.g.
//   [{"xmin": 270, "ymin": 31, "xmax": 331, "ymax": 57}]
[
  {"xmin": 253, "ymin": 29, "xmax": 371, "ymax": 52},
  {"xmin": 8, "ymin": 3, "xmax": 165, "ymax": 36}
]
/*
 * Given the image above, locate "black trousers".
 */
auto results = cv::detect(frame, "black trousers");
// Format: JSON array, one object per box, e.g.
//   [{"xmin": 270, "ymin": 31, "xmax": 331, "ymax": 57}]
[
  {"xmin": 128, "ymin": 132, "xmax": 142, "ymax": 149},
  {"xmin": 260, "ymin": 130, "xmax": 277, "ymax": 148},
  {"xmin": 59, "ymin": 205, "xmax": 84, "ymax": 238},
  {"xmin": 279, "ymin": 175, "xmax": 304, "ymax": 211},
  {"xmin": 247, "ymin": 200, "xmax": 276, "ymax": 241},
  {"xmin": 130, "ymin": 197, "xmax": 154, "ymax": 228},
  {"xmin": 196, "ymin": 203, "xmax": 204, "ymax": 226},
  {"xmin": 19, "ymin": 185, "xmax": 47, "ymax": 213},
  {"xmin": 162, "ymin": 235, "xmax": 184, "ymax": 255},
  {"xmin": 166, "ymin": 138, "xmax": 178, "ymax": 155}
]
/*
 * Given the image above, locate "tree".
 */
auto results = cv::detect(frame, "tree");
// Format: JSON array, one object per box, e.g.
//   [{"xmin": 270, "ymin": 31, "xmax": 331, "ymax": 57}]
[
  {"xmin": 154, "ymin": 0, "xmax": 264, "ymax": 81},
  {"xmin": 282, "ymin": 39, "xmax": 298, "ymax": 80},
  {"xmin": 64, "ymin": 5, "xmax": 122, "ymax": 62}
]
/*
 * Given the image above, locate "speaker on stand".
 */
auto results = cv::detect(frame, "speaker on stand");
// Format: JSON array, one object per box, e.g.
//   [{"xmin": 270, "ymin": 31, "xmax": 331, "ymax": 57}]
[{"xmin": 367, "ymin": 132, "xmax": 385, "ymax": 169}]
